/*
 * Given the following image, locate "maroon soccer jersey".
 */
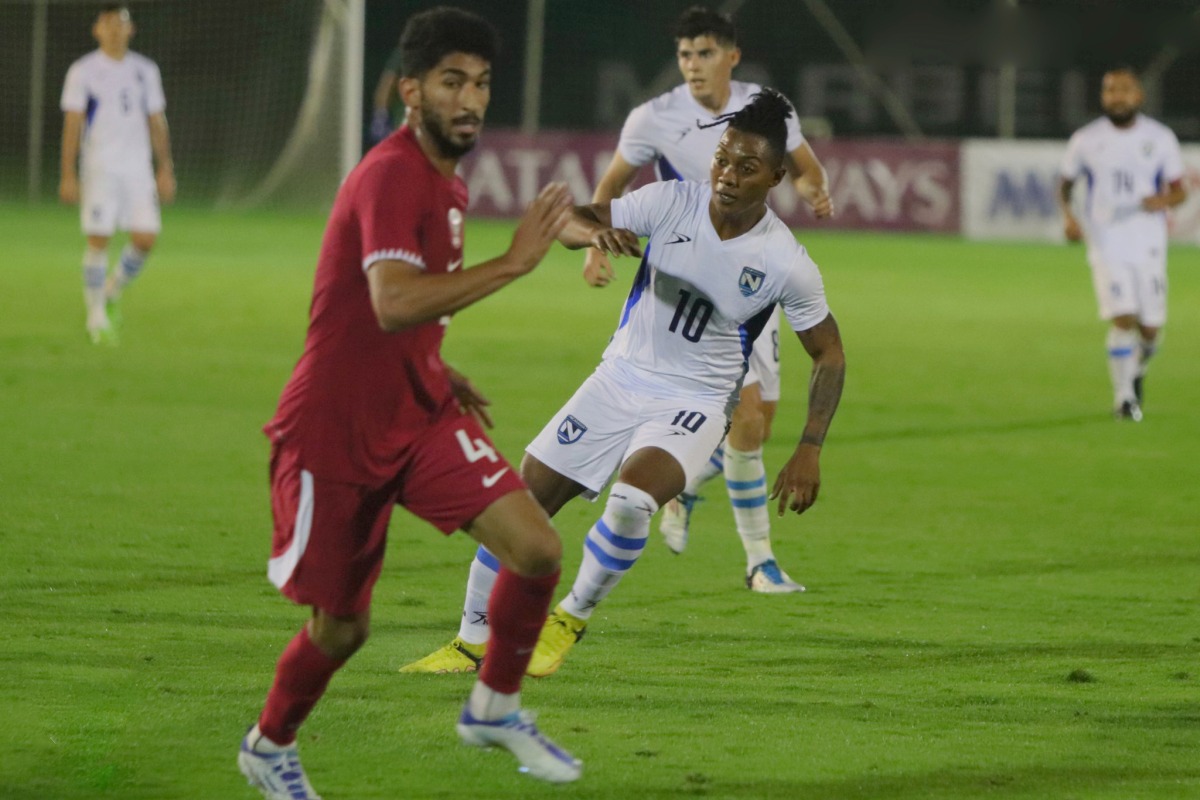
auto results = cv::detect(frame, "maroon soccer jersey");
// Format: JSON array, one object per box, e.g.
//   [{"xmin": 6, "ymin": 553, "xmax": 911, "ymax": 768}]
[{"xmin": 266, "ymin": 126, "xmax": 470, "ymax": 485}]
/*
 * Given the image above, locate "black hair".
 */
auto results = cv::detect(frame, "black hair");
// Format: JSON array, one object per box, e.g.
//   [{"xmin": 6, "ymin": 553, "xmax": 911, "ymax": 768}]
[
  {"xmin": 698, "ymin": 88, "xmax": 793, "ymax": 166},
  {"xmin": 399, "ymin": 6, "xmax": 499, "ymax": 79},
  {"xmin": 672, "ymin": 6, "xmax": 737, "ymax": 47},
  {"xmin": 98, "ymin": 3, "xmax": 129, "ymax": 16},
  {"xmin": 1104, "ymin": 64, "xmax": 1140, "ymax": 81}
]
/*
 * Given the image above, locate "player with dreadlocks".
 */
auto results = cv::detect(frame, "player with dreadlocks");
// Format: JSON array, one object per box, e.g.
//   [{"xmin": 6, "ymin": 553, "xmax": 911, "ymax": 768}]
[{"xmin": 403, "ymin": 88, "xmax": 846, "ymax": 678}]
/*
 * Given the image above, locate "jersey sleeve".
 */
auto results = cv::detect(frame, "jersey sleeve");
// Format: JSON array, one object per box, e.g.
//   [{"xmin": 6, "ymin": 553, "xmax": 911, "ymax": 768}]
[
  {"xmin": 779, "ymin": 248, "xmax": 830, "ymax": 333},
  {"xmin": 60, "ymin": 63, "xmax": 86, "ymax": 113},
  {"xmin": 356, "ymin": 159, "xmax": 428, "ymax": 271},
  {"xmin": 143, "ymin": 61, "xmax": 166, "ymax": 115},
  {"xmin": 615, "ymin": 101, "xmax": 662, "ymax": 168},
  {"xmin": 783, "ymin": 96, "xmax": 805, "ymax": 152},
  {"xmin": 1060, "ymin": 131, "xmax": 1084, "ymax": 180},
  {"xmin": 610, "ymin": 180, "xmax": 679, "ymax": 238}
]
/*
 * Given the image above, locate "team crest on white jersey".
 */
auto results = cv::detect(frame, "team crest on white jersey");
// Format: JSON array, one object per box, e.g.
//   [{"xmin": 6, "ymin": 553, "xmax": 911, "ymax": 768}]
[
  {"xmin": 448, "ymin": 208, "xmax": 464, "ymax": 248},
  {"xmin": 738, "ymin": 267, "xmax": 766, "ymax": 297},
  {"xmin": 557, "ymin": 415, "xmax": 587, "ymax": 444}
]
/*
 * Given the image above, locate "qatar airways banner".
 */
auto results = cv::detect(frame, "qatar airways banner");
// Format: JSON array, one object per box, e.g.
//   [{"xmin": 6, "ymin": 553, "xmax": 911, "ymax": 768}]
[
  {"xmin": 962, "ymin": 139, "xmax": 1200, "ymax": 244},
  {"xmin": 459, "ymin": 130, "xmax": 961, "ymax": 233}
]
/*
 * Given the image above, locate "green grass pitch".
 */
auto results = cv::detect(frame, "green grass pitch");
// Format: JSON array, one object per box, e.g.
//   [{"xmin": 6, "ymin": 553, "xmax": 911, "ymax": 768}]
[{"xmin": 1, "ymin": 202, "xmax": 1197, "ymax": 799}]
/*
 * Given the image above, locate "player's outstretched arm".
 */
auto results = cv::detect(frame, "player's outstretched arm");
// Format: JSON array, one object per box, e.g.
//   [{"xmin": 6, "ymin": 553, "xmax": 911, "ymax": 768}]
[
  {"xmin": 1058, "ymin": 177, "xmax": 1082, "ymax": 242},
  {"xmin": 770, "ymin": 313, "xmax": 845, "ymax": 516},
  {"xmin": 1142, "ymin": 179, "xmax": 1188, "ymax": 212},
  {"xmin": 59, "ymin": 111, "xmax": 84, "ymax": 205},
  {"xmin": 149, "ymin": 112, "xmax": 176, "ymax": 204},
  {"xmin": 367, "ymin": 183, "xmax": 573, "ymax": 331},
  {"xmin": 584, "ymin": 153, "xmax": 641, "ymax": 287},
  {"xmin": 557, "ymin": 204, "xmax": 642, "ymax": 258},
  {"xmin": 788, "ymin": 142, "xmax": 834, "ymax": 219}
]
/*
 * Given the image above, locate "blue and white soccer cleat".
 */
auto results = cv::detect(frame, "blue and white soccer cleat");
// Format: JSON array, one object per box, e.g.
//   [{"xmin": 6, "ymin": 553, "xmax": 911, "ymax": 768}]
[
  {"xmin": 456, "ymin": 706, "xmax": 582, "ymax": 783},
  {"xmin": 746, "ymin": 559, "xmax": 806, "ymax": 594},
  {"xmin": 659, "ymin": 492, "xmax": 701, "ymax": 554},
  {"xmin": 238, "ymin": 725, "xmax": 323, "ymax": 800}
]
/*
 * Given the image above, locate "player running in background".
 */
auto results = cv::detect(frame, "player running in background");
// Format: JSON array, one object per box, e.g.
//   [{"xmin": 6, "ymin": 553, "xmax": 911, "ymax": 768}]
[
  {"xmin": 236, "ymin": 9, "xmax": 638, "ymax": 797},
  {"xmin": 586, "ymin": 6, "xmax": 833, "ymax": 592},
  {"xmin": 1059, "ymin": 66, "xmax": 1187, "ymax": 421},
  {"xmin": 402, "ymin": 90, "xmax": 845, "ymax": 679},
  {"xmin": 368, "ymin": 41, "xmax": 404, "ymax": 144},
  {"xmin": 59, "ymin": 3, "xmax": 175, "ymax": 345}
]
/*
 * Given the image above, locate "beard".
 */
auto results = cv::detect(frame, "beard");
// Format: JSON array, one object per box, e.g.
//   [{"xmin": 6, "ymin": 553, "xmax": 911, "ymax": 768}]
[
  {"xmin": 1104, "ymin": 107, "xmax": 1137, "ymax": 126},
  {"xmin": 420, "ymin": 104, "xmax": 481, "ymax": 159}
]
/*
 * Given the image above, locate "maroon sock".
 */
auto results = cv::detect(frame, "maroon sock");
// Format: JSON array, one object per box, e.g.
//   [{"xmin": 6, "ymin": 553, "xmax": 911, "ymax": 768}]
[
  {"xmin": 258, "ymin": 626, "xmax": 345, "ymax": 745},
  {"xmin": 479, "ymin": 567, "xmax": 559, "ymax": 694}
]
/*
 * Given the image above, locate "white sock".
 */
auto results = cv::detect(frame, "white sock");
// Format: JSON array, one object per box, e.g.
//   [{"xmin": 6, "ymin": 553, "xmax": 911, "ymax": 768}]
[
  {"xmin": 684, "ymin": 445, "xmax": 724, "ymax": 496},
  {"xmin": 467, "ymin": 679, "xmax": 519, "ymax": 721},
  {"xmin": 82, "ymin": 247, "xmax": 108, "ymax": 324},
  {"xmin": 559, "ymin": 482, "xmax": 658, "ymax": 620},
  {"xmin": 724, "ymin": 445, "xmax": 773, "ymax": 570},
  {"xmin": 110, "ymin": 243, "xmax": 148, "ymax": 297},
  {"xmin": 246, "ymin": 724, "xmax": 290, "ymax": 753},
  {"xmin": 456, "ymin": 546, "xmax": 499, "ymax": 645},
  {"xmin": 1106, "ymin": 327, "xmax": 1140, "ymax": 406}
]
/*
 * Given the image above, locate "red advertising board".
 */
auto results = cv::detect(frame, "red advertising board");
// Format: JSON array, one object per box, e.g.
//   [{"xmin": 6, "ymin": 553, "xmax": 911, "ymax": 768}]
[{"xmin": 459, "ymin": 130, "xmax": 960, "ymax": 233}]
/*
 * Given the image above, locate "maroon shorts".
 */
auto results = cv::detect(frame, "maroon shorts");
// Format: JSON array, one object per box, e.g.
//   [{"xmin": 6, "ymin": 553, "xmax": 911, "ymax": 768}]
[{"xmin": 267, "ymin": 412, "xmax": 526, "ymax": 615}]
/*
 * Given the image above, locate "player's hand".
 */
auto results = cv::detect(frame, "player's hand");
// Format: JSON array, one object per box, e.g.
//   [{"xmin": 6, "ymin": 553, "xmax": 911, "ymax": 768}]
[
  {"xmin": 59, "ymin": 174, "xmax": 79, "ymax": 205},
  {"xmin": 157, "ymin": 167, "xmax": 177, "ymax": 204},
  {"xmin": 507, "ymin": 182, "xmax": 573, "ymax": 274},
  {"xmin": 369, "ymin": 109, "xmax": 392, "ymax": 144},
  {"xmin": 1063, "ymin": 214, "xmax": 1083, "ymax": 242},
  {"xmin": 446, "ymin": 365, "xmax": 493, "ymax": 429},
  {"xmin": 589, "ymin": 228, "xmax": 641, "ymax": 260},
  {"xmin": 809, "ymin": 188, "xmax": 835, "ymax": 219},
  {"xmin": 583, "ymin": 248, "xmax": 616, "ymax": 287},
  {"xmin": 769, "ymin": 444, "xmax": 821, "ymax": 516},
  {"xmin": 1141, "ymin": 193, "xmax": 1172, "ymax": 213}
]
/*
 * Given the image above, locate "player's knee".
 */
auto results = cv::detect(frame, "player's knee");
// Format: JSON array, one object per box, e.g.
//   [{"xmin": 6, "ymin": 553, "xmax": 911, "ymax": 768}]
[
  {"xmin": 311, "ymin": 613, "xmax": 369, "ymax": 659},
  {"xmin": 729, "ymin": 403, "xmax": 766, "ymax": 450},
  {"xmin": 511, "ymin": 522, "xmax": 562, "ymax": 578},
  {"xmin": 129, "ymin": 233, "xmax": 156, "ymax": 253},
  {"xmin": 1111, "ymin": 315, "xmax": 1138, "ymax": 331}
]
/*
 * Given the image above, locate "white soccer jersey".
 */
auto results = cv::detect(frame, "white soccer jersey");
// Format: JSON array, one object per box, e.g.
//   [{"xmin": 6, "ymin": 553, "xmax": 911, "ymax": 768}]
[
  {"xmin": 606, "ymin": 180, "xmax": 829, "ymax": 409},
  {"xmin": 1061, "ymin": 114, "xmax": 1184, "ymax": 259},
  {"xmin": 61, "ymin": 50, "xmax": 166, "ymax": 175},
  {"xmin": 618, "ymin": 81, "xmax": 804, "ymax": 182}
]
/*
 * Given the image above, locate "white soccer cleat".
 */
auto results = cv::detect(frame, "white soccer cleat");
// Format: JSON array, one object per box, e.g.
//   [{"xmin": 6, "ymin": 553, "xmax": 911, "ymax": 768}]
[
  {"xmin": 238, "ymin": 725, "xmax": 323, "ymax": 800},
  {"xmin": 457, "ymin": 706, "xmax": 582, "ymax": 783},
  {"xmin": 746, "ymin": 559, "xmax": 806, "ymax": 594},
  {"xmin": 659, "ymin": 493, "xmax": 700, "ymax": 554}
]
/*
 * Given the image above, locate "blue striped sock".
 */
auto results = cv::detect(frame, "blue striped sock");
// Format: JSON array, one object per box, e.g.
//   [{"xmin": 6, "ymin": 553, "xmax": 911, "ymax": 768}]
[{"xmin": 724, "ymin": 445, "xmax": 773, "ymax": 569}]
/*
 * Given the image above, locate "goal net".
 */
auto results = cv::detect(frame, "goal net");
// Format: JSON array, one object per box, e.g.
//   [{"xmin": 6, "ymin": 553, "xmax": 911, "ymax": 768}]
[{"xmin": 0, "ymin": 0, "xmax": 362, "ymax": 209}]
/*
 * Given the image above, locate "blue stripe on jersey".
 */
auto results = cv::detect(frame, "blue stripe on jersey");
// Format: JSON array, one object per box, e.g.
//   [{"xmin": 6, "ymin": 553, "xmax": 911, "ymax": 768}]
[
  {"xmin": 618, "ymin": 244, "xmax": 652, "ymax": 330},
  {"xmin": 595, "ymin": 519, "xmax": 647, "ymax": 552},
  {"xmin": 731, "ymin": 496, "xmax": 767, "ymax": 509},
  {"xmin": 727, "ymin": 477, "xmax": 766, "ymax": 491},
  {"xmin": 1155, "ymin": 167, "xmax": 1164, "ymax": 194},
  {"xmin": 656, "ymin": 156, "xmax": 683, "ymax": 182},
  {"xmin": 738, "ymin": 304, "xmax": 777, "ymax": 360},
  {"xmin": 585, "ymin": 536, "xmax": 638, "ymax": 571},
  {"xmin": 1081, "ymin": 166, "xmax": 1094, "ymax": 217},
  {"xmin": 85, "ymin": 95, "xmax": 99, "ymax": 127},
  {"xmin": 475, "ymin": 545, "xmax": 500, "ymax": 572}
]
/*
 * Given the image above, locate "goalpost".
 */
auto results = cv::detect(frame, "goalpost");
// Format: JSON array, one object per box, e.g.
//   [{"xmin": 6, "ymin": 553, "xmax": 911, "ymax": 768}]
[{"xmin": 3, "ymin": 0, "xmax": 364, "ymax": 208}]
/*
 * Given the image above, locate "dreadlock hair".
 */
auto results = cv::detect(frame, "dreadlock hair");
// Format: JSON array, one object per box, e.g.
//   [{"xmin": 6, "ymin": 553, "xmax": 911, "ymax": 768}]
[
  {"xmin": 399, "ymin": 6, "xmax": 499, "ymax": 79},
  {"xmin": 672, "ymin": 6, "xmax": 737, "ymax": 47},
  {"xmin": 697, "ymin": 88, "xmax": 793, "ymax": 168}
]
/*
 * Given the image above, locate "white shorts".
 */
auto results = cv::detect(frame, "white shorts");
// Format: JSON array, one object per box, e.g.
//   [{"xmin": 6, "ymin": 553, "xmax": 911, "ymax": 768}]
[
  {"xmin": 81, "ymin": 168, "xmax": 161, "ymax": 237},
  {"xmin": 526, "ymin": 362, "xmax": 729, "ymax": 500},
  {"xmin": 1086, "ymin": 246, "xmax": 1167, "ymax": 327},
  {"xmin": 743, "ymin": 306, "xmax": 782, "ymax": 401}
]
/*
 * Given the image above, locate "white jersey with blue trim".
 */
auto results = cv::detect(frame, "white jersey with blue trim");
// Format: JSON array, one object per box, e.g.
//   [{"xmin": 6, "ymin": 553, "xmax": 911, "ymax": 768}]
[
  {"xmin": 61, "ymin": 49, "xmax": 166, "ymax": 176},
  {"xmin": 617, "ymin": 81, "xmax": 804, "ymax": 182},
  {"xmin": 605, "ymin": 180, "xmax": 829, "ymax": 410},
  {"xmin": 1060, "ymin": 114, "xmax": 1184, "ymax": 259}
]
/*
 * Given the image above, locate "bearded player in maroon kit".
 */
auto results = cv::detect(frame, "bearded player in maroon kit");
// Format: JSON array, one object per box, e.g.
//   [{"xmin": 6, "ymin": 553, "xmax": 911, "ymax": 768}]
[{"xmin": 236, "ymin": 8, "xmax": 639, "ymax": 798}]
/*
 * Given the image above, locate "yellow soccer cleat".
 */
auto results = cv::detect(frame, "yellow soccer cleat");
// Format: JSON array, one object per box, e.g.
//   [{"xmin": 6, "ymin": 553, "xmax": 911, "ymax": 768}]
[
  {"xmin": 399, "ymin": 636, "xmax": 485, "ymax": 674},
  {"xmin": 526, "ymin": 606, "xmax": 587, "ymax": 678}
]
